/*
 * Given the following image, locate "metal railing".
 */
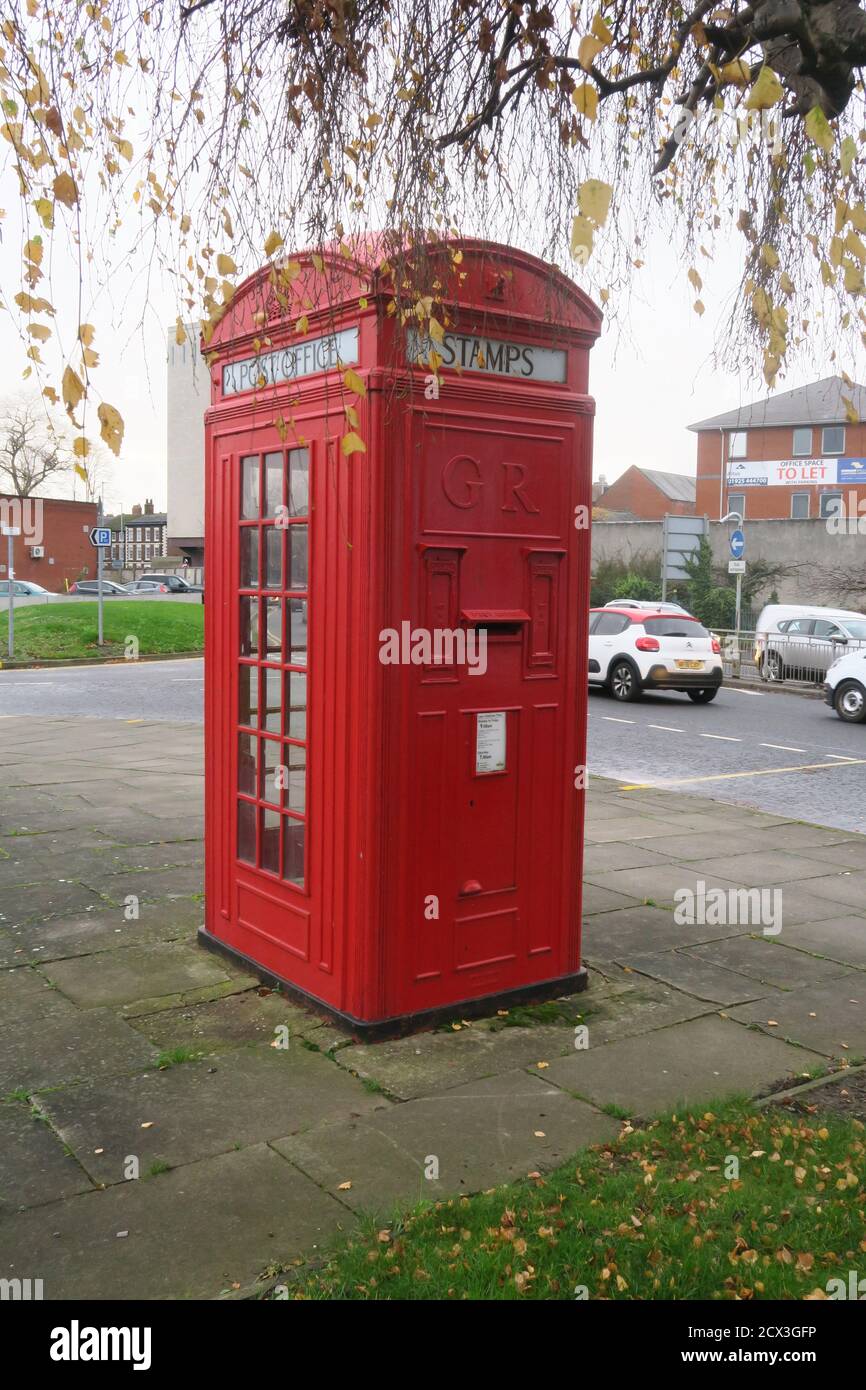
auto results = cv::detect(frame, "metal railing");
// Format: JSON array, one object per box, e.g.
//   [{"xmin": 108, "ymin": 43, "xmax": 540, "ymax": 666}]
[{"xmin": 717, "ymin": 630, "xmax": 865, "ymax": 686}]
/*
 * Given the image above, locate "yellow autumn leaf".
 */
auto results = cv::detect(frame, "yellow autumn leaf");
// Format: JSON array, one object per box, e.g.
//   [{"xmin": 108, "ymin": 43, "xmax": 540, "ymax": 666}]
[
  {"xmin": 79, "ymin": 323, "xmax": 96, "ymax": 347},
  {"xmin": 760, "ymin": 243, "xmax": 779, "ymax": 269},
  {"xmin": 841, "ymin": 136, "xmax": 857, "ymax": 178},
  {"xmin": 24, "ymin": 237, "xmax": 42, "ymax": 265},
  {"xmin": 28, "ymin": 323, "xmax": 51, "ymax": 341},
  {"xmin": 73, "ymin": 436, "xmax": 90, "ymax": 458},
  {"xmin": 428, "ymin": 317, "xmax": 445, "ymax": 345},
  {"xmin": 73, "ymin": 462, "xmax": 88, "ymax": 482},
  {"xmin": 341, "ymin": 431, "xmax": 366, "ymax": 456},
  {"xmin": 217, "ymin": 253, "xmax": 237, "ymax": 276},
  {"xmin": 53, "ymin": 171, "xmax": 78, "ymax": 206},
  {"xmin": 693, "ymin": 300, "xmax": 705, "ymax": 316},
  {"xmin": 180, "ymin": 214, "xmax": 191, "ymax": 234},
  {"xmin": 578, "ymin": 178, "xmax": 612, "ymax": 227},
  {"xmin": 343, "ymin": 368, "xmax": 366, "ymax": 397},
  {"xmin": 62, "ymin": 365, "xmax": 84, "ymax": 414},
  {"xmin": 34, "ymin": 197, "xmax": 53, "ymax": 229},
  {"xmin": 744, "ymin": 66, "xmax": 783, "ymax": 110},
  {"xmin": 688, "ymin": 267, "xmax": 702, "ymax": 291},
  {"xmin": 571, "ymin": 83, "xmax": 599, "ymax": 121},
  {"xmin": 264, "ymin": 230, "xmax": 284, "ymax": 257},
  {"xmin": 591, "ymin": 13, "xmax": 613, "ymax": 45},
  {"xmin": 720, "ymin": 59, "xmax": 750, "ymax": 87},
  {"xmin": 311, "ymin": 253, "xmax": 324, "ymax": 272},
  {"xmin": 578, "ymin": 34, "xmax": 605, "ymax": 71},
  {"xmin": 82, "ymin": 347, "xmax": 99, "ymax": 369},
  {"xmin": 804, "ymin": 105, "xmax": 834, "ymax": 154},
  {"xmin": 98, "ymin": 401, "xmax": 125, "ymax": 456},
  {"xmin": 15, "ymin": 292, "xmax": 54, "ymax": 314},
  {"xmin": 175, "ymin": 318, "xmax": 187, "ymax": 346},
  {"xmin": 296, "ymin": 314, "xmax": 310, "ymax": 334}
]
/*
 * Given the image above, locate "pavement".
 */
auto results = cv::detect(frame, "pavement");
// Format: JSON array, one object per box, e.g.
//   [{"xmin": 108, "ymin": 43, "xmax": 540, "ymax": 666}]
[{"xmin": 1, "ymin": 715, "xmax": 866, "ymax": 1299}]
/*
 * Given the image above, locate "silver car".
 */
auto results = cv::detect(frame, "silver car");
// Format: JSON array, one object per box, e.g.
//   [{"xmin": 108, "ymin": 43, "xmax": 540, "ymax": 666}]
[{"xmin": 758, "ymin": 611, "xmax": 866, "ymax": 681}]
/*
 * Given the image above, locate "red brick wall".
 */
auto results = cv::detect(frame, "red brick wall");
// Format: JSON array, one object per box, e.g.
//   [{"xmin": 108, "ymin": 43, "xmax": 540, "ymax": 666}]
[
  {"xmin": 695, "ymin": 424, "xmax": 866, "ymax": 519},
  {"xmin": 598, "ymin": 466, "xmax": 695, "ymax": 519},
  {"xmin": 0, "ymin": 495, "xmax": 98, "ymax": 591}
]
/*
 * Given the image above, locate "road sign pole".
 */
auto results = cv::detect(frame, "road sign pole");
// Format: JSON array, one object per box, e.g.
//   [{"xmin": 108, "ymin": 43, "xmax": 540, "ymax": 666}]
[
  {"xmin": 96, "ymin": 504, "xmax": 105, "ymax": 647},
  {"xmin": 6, "ymin": 530, "xmax": 13, "ymax": 661},
  {"xmin": 735, "ymin": 571, "xmax": 743, "ymax": 678}
]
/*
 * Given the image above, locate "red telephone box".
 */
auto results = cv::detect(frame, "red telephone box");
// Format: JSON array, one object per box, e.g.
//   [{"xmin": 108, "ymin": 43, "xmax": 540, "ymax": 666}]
[{"xmin": 200, "ymin": 238, "xmax": 601, "ymax": 1036}]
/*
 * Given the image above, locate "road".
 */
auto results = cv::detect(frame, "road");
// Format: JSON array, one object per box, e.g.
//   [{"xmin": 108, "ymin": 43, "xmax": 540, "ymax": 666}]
[
  {"xmin": 587, "ymin": 682, "xmax": 866, "ymax": 833},
  {"xmin": 1, "ymin": 659, "xmax": 863, "ymax": 832},
  {"xmin": 0, "ymin": 657, "xmax": 204, "ymax": 723}
]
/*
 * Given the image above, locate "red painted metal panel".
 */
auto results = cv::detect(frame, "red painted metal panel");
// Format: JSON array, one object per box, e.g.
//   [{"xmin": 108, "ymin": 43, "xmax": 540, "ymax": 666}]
[{"xmin": 201, "ymin": 238, "xmax": 600, "ymax": 1032}]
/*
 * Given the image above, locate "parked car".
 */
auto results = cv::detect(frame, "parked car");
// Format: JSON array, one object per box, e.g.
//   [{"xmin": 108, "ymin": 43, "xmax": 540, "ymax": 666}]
[
  {"xmin": 125, "ymin": 578, "xmax": 170, "ymax": 593},
  {"xmin": 754, "ymin": 604, "xmax": 866, "ymax": 682},
  {"xmin": 0, "ymin": 579, "xmax": 51, "ymax": 596},
  {"xmin": 824, "ymin": 648, "xmax": 866, "ymax": 722},
  {"xmin": 603, "ymin": 598, "xmax": 692, "ymax": 616},
  {"xmin": 139, "ymin": 572, "xmax": 203, "ymax": 594},
  {"xmin": 588, "ymin": 607, "xmax": 723, "ymax": 702},
  {"xmin": 68, "ymin": 579, "xmax": 129, "ymax": 595}
]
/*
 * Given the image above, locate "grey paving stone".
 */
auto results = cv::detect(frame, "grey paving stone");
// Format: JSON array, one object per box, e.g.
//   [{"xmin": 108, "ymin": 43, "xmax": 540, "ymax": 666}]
[
  {"xmin": 798, "ymin": 871, "xmax": 866, "ymax": 912},
  {"xmin": 0, "ymin": 901, "xmax": 201, "ymax": 966},
  {"xmin": 685, "ymin": 936, "xmax": 855, "ymax": 988},
  {"xmin": 583, "ymin": 865, "xmax": 749, "ymax": 907},
  {"xmin": 620, "ymin": 950, "xmax": 775, "ymax": 1005},
  {"xmin": 0, "ymin": 966, "xmax": 75, "ymax": 1025},
  {"xmin": 798, "ymin": 841, "xmax": 866, "ymax": 872},
  {"xmin": 728, "ymin": 979, "xmax": 866, "ymax": 1059},
  {"xmin": 40, "ymin": 941, "xmax": 231, "ymax": 1008},
  {"xmin": 582, "ymin": 882, "xmax": 643, "ymax": 915},
  {"xmin": 36, "ymin": 1044, "xmax": 387, "ymax": 1183},
  {"xmin": 127, "ymin": 988, "xmax": 317, "ymax": 1053},
  {"xmin": 0, "ymin": 1102, "xmax": 94, "ymax": 1212},
  {"xmin": 682, "ymin": 852, "xmax": 856, "ymax": 888},
  {"xmin": 0, "ymin": 1008, "xmax": 159, "ymax": 1095},
  {"xmin": 0, "ymin": 881, "xmax": 113, "ymax": 928},
  {"xmin": 583, "ymin": 902, "xmax": 747, "ymax": 958},
  {"xmin": 581, "ymin": 842, "xmax": 673, "ymax": 874},
  {"xmin": 765, "ymin": 915, "xmax": 866, "ymax": 969},
  {"xmin": 543, "ymin": 1015, "xmax": 821, "ymax": 1113},
  {"xmin": 0, "ymin": 1143, "xmax": 350, "ymax": 1299},
  {"xmin": 273, "ymin": 1070, "xmax": 619, "ymax": 1214}
]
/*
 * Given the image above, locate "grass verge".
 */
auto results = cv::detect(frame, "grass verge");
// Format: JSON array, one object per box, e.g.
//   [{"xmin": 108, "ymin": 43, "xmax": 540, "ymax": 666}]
[
  {"xmin": 289, "ymin": 1098, "xmax": 865, "ymax": 1300},
  {"xmin": 2, "ymin": 600, "xmax": 203, "ymax": 661}
]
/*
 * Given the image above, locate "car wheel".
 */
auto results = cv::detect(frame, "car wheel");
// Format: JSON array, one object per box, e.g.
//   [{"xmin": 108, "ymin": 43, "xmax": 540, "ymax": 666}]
[
  {"xmin": 763, "ymin": 650, "xmax": 785, "ymax": 682},
  {"xmin": 834, "ymin": 680, "xmax": 866, "ymax": 723},
  {"xmin": 608, "ymin": 660, "xmax": 641, "ymax": 702},
  {"xmin": 687, "ymin": 688, "xmax": 718, "ymax": 703}
]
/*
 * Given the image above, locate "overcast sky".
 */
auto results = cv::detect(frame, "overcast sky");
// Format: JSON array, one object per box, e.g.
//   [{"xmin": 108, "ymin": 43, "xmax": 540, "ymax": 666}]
[{"xmin": 2, "ymin": 170, "xmax": 862, "ymax": 516}]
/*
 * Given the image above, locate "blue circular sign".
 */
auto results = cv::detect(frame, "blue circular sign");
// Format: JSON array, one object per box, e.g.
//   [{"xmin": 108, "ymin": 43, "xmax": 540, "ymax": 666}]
[{"xmin": 729, "ymin": 529, "xmax": 745, "ymax": 559}]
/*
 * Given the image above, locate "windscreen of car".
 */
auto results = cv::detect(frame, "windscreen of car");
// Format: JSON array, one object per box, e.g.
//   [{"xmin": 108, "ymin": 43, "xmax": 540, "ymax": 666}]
[
  {"xmin": 841, "ymin": 621, "xmax": 866, "ymax": 640},
  {"xmin": 641, "ymin": 617, "xmax": 711, "ymax": 639}
]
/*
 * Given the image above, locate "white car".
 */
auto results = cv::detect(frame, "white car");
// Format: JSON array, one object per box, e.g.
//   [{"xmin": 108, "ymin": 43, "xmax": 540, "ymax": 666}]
[
  {"xmin": 588, "ymin": 606, "xmax": 723, "ymax": 703},
  {"xmin": 823, "ymin": 649, "xmax": 866, "ymax": 722},
  {"xmin": 603, "ymin": 598, "xmax": 692, "ymax": 616}
]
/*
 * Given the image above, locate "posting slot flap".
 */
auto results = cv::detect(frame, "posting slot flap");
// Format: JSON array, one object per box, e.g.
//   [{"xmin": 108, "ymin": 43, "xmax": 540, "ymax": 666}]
[{"xmin": 460, "ymin": 609, "xmax": 530, "ymax": 624}]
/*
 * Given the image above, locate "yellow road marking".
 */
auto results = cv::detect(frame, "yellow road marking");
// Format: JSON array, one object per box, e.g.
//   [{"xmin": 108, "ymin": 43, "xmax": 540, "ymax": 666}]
[{"xmin": 620, "ymin": 758, "xmax": 866, "ymax": 790}]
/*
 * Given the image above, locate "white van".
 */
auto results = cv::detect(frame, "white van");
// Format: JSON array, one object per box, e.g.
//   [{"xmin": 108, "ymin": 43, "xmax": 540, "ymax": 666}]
[{"xmin": 754, "ymin": 604, "xmax": 866, "ymax": 682}]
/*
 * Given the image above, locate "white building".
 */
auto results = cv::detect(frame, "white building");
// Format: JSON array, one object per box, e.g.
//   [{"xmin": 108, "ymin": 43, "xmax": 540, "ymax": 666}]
[{"xmin": 166, "ymin": 325, "xmax": 207, "ymax": 565}]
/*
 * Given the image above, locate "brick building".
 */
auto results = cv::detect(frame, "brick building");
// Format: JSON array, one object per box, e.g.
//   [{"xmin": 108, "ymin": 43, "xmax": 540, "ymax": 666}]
[
  {"xmin": 690, "ymin": 375, "xmax": 866, "ymax": 521},
  {"xmin": 596, "ymin": 466, "xmax": 696, "ymax": 519},
  {"xmin": 0, "ymin": 494, "xmax": 97, "ymax": 591}
]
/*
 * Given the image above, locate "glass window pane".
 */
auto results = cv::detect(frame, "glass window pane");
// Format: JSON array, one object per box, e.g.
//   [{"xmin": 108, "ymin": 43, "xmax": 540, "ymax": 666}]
[
  {"xmin": 286, "ymin": 672, "xmax": 306, "ymax": 740},
  {"xmin": 238, "ymin": 733, "xmax": 257, "ymax": 796},
  {"xmin": 265, "ymin": 527, "xmax": 282, "ymax": 589},
  {"xmin": 263, "ymin": 667, "xmax": 282, "ymax": 733},
  {"xmin": 261, "ymin": 808, "xmax": 280, "ymax": 874},
  {"xmin": 286, "ymin": 742, "xmax": 306, "ymax": 813},
  {"xmin": 822, "ymin": 425, "xmax": 844, "ymax": 454},
  {"xmin": 728, "ymin": 431, "xmax": 746, "ymax": 460},
  {"xmin": 237, "ymin": 800, "xmax": 256, "ymax": 863},
  {"xmin": 238, "ymin": 664, "xmax": 259, "ymax": 727},
  {"xmin": 289, "ymin": 524, "xmax": 308, "ymax": 590},
  {"xmin": 264, "ymin": 452, "xmax": 283, "ymax": 517},
  {"xmin": 260, "ymin": 736, "xmax": 282, "ymax": 806},
  {"xmin": 241, "ymin": 455, "xmax": 260, "ymax": 519},
  {"xmin": 240, "ymin": 597, "xmax": 259, "ymax": 656},
  {"xmin": 282, "ymin": 817, "xmax": 305, "ymax": 885},
  {"xmin": 265, "ymin": 597, "xmax": 282, "ymax": 656},
  {"xmin": 288, "ymin": 448, "xmax": 309, "ymax": 517},
  {"xmin": 792, "ymin": 427, "xmax": 812, "ymax": 457},
  {"xmin": 240, "ymin": 527, "xmax": 259, "ymax": 588},
  {"xmin": 288, "ymin": 599, "xmax": 307, "ymax": 666}
]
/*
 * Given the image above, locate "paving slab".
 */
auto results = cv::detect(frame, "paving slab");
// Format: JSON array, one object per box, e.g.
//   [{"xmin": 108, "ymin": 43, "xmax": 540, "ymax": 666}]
[
  {"xmin": 127, "ymin": 988, "xmax": 321, "ymax": 1054},
  {"xmin": 35, "ymin": 1044, "xmax": 387, "ymax": 1184},
  {"xmin": 39, "ymin": 941, "xmax": 233, "ymax": 1008},
  {"xmin": 0, "ymin": 900, "xmax": 203, "ymax": 966},
  {"xmin": 583, "ymin": 865, "xmax": 749, "ymax": 907},
  {"xmin": 582, "ymin": 882, "xmax": 643, "ymax": 915},
  {"xmin": 619, "ymin": 949, "xmax": 776, "ymax": 1005},
  {"xmin": 685, "ymin": 935, "xmax": 855, "ymax": 988},
  {"xmin": 728, "ymin": 979, "xmax": 866, "ymax": 1059},
  {"xmin": 76, "ymin": 863, "xmax": 204, "ymax": 900},
  {"xmin": 0, "ymin": 966, "xmax": 76, "ymax": 1025},
  {"xmin": 0, "ymin": 880, "xmax": 113, "ymax": 928},
  {"xmin": 576, "ymin": 974, "xmax": 713, "ymax": 1046},
  {"xmin": 0, "ymin": 1102, "xmax": 94, "ymax": 1212},
  {"xmin": 796, "ymin": 871, "xmax": 866, "ymax": 912},
  {"xmin": 763, "ymin": 915, "xmax": 866, "ymax": 969},
  {"xmin": 0, "ymin": 1008, "xmax": 159, "ymax": 1095},
  {"xmin": 273, "ymin": 1070, "xmax": 619, "ymax": 1215},
  {"xmin": 582, "ymin": 902, "xmax": 745, "ymax": 957},
  {"xmin": 543, "ymin": 1015, "xmax": 821, "ymax": 1113},
  {"xmin": 798, "ymin": 840, "xmax": 866, "ymax": 872},
  {"xmin": 581, "ymin": 842, "xmax": 674, "ymax": 874},
  {"xmin": 0, "ymin": 1143, "xmax": 350, "ymax": 1300},
  {"xmin": 682, "ymin": 852, "xmax": 855, "ymax": 888}
]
